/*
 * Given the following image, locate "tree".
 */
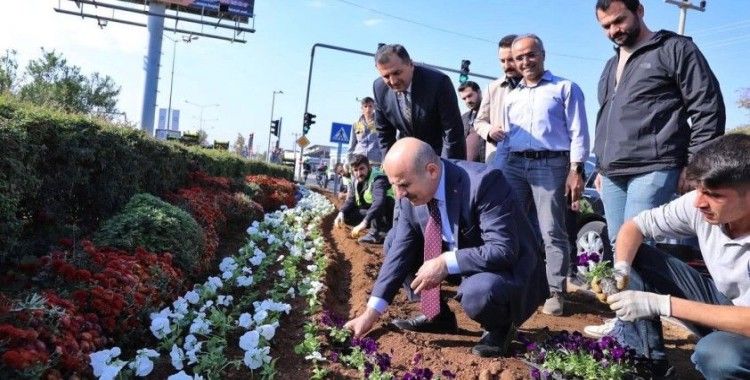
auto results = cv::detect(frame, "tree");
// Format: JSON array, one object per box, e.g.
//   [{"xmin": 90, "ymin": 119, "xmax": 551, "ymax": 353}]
[
  {"xmin": 3, "ymin": 48, "xmax": 121, "ymax": 118},
  {"xmin": 738, "ymin": 88, "xmax": 750, "ymax": 132},
  {"xmin": 197, "ymin": 129, "xmax": 208, "ymax": 146},
  {"xmin": 232, "ymin": 133, "xmax": 246, "ymax": 156},
  {"xmin": 0, "ymin": 49, "xmax": 18, "ymax": 94}
]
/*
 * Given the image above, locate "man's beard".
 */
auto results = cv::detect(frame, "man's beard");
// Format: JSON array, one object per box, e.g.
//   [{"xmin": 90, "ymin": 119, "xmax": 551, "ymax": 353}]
[{"xmin": 612, "ymin": 22, "xmax": 641, "ymax": 47}]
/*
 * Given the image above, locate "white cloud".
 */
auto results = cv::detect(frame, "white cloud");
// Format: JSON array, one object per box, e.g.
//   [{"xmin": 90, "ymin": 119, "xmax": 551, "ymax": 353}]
[{"xmin": 363, "ymin": 18, "xmax": 383, "ymax": 27}]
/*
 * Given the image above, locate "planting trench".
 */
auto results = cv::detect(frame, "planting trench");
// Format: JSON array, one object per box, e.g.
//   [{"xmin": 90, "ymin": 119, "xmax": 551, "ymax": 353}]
[{"xmin": 273, "ymin": 193, "xmax": 702, "ymax": 379}]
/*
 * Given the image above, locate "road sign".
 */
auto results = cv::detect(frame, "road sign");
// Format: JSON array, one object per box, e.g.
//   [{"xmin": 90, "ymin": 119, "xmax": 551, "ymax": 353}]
[
  {"xmin": 330, "ymin": 122, "xmax": 352, "ymax": 144},
  {"xmin": 296, "ymin": 135, "xmax": 310, "ymax": 149}
]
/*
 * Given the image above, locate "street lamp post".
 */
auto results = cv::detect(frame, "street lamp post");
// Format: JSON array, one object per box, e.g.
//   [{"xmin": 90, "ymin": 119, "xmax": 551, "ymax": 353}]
[
  {"xmin": 184, "ymin": 100, "xmax": 219, "ymax": 132},
  {"xmin": 267, "ymin": 90, "xmax": 283, "ymax": 162},
  {"xmin": 163, "ymin": 34, "xmax": 198, "ymax": 130}
]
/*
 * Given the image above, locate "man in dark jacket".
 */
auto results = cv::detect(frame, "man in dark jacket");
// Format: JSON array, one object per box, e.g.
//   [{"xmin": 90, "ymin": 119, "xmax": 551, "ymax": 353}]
[
  {"xmin": 373, "ymin": 44, "xmax": 466, "ymax": 160},
  {"xmin": 334, "ymin": 154, "xmax": 394, "ymax": 244},
  {"xmin": 585, "ymin": 0, "xmax": 726, "ymax": 363},
  {"xmin": 593, "ymin": 0, "xmax": 724, "ymax": 247}
]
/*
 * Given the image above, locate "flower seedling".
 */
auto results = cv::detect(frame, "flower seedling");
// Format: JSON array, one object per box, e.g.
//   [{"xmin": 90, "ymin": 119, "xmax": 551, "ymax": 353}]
[{"xmin": 584, "ymin": 261, "xmax": 619, "ymax": 302}]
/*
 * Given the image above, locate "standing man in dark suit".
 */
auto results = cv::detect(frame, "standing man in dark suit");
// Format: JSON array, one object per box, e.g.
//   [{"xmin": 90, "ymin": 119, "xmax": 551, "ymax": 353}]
[
  {"xmin": 458, "ymin": 80, "xmax": 485, "ymax": 163},
  {"xmin": 373, "ymin": 44, "xmax": 466, "ymax": 160},
  {"xmin": 344, "ymin": 137, "xmax": 548, "ymax": 357}
]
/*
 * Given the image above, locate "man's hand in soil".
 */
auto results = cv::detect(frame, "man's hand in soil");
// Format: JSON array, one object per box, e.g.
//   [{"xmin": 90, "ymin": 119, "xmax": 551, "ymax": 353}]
[
  {"xmin": 334, "ymin": 212, "xmax": 345, "ymax": 229},
  {"xmin": 608, "ymin": 290, "xmax": 671, "ymax": 321},
  {"xmin": 351, "ymin": 220, "xmax": 367, "ymax": 238},
  {"xmin": 411, "ymin": 255, "xmax": 448, "ymax": 295},
  {"xmin": 344, "ymin": 308, "xmax": 380, "ymax": 339}
]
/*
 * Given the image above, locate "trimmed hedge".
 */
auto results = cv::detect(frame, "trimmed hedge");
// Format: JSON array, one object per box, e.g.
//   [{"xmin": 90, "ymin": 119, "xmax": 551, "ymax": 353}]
[
  {"xmin": 0, "ymin": 96, "xmax": 292, "ymax": 261},
  {"xmin": 93, "ymin": 193, "xmax": 204, "ymax": 274}
]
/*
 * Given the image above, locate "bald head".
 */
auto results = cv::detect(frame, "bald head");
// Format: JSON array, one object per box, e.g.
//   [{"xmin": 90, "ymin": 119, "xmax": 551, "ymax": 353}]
[{"xmin": 383, "ymin": 138, "xmax": 441, "ymax": 205}]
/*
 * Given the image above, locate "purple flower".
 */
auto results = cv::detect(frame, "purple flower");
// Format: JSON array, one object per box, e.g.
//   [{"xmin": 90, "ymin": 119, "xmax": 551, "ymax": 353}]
[
  {"xmin": 364, "ymin": 362, "xmax": 374, "ymax": 377},
  {"xmin": 375, "ymin": 352, "xmax": 392, "ymax": 371},
  {"xmin": 411, "ymin": 353, "xmax": 423, "ymax": 366},
  {"xmin": 441, "ymin": 369, "xmax": 456, "ymax": 379},
  {"xmin": 588, "ymin": 252, "xmax": 601, "ymax": 263},
  {"xmin": 321, "ymin": 309, "xmax": 345, "ymax": 328},
  {"xmin": 530, "ymin": 368, "xmax": 541, "ymax": 379},
  {"xmin": 352, "ymin": 337, "xmax": 378, "ymax": 355},
  {"xmin": 577, "ymin": 253, "xmax": 590, "ymax": 266},
  {"xmin": 329, "ymin": 351, "xmax": 339, "ymax": 363}
]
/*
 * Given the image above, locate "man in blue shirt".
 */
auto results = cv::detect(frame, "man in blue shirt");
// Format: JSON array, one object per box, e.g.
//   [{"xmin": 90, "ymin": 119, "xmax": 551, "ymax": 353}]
[{"xmin": 502, "ymin": 34, "xmax": 590, "ymax": 316}]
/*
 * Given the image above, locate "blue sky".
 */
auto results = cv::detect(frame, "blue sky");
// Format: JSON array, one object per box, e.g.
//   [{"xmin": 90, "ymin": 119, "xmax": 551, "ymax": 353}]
[{"xmin": 2, "ymin": 1, "xmax": 749, "ymax": 154}]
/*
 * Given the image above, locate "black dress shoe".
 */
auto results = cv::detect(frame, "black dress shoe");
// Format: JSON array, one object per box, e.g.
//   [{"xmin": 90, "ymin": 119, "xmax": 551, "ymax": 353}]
[
  {"xmin": 471, "ymin": 325, "xmax": 516, "ymax": 358},
  {"xmin": 358, "ymin": 232, "xmax": 384, "ymax": 244},
  {"xmin": 391, "ymin": 310, "xmax": 458, "ymax": 333}
]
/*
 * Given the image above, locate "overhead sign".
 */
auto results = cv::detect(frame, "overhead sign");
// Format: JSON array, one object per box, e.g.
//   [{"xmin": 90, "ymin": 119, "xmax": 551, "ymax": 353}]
[
  {"xmin": 296, "ymin": 135, "xmax": 310, "ymax": 149},
  {"xmin": 330, "ymin": 122, "xmax": 352, "ymax": 144},
  {"xmin": 118, "ymin": 0, "xmax": 255, "ymax": 23}
]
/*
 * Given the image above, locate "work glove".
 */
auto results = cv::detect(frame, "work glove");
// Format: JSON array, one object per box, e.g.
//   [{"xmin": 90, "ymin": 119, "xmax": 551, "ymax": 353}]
[
  {"xmin": 351, "ymin": 220, "xmax": 367, "ymax": 238},
  {"xmin": 607, "ymin": 290, "xmax": 671, "ymax": 322},
  {"xmin": 614, "ymin": 261, "xmax": 631, "ymax": 290},
  {"xmin": 334, "ymin": 212, "xmax": 344, "ymax": 229}
]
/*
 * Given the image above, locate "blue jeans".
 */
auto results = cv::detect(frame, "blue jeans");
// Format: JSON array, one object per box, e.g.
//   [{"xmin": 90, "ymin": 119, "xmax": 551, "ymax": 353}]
[
  {"xmin": 613, "ymin": 245, "xmax": 750, "ymax": 379},
  {"xmin": 502, "ymin": 154, "xmax": 569, "ymax": 293},
  {"xmin": 600, "ymin": 170, "xmax": 680, "ymax": 255}
]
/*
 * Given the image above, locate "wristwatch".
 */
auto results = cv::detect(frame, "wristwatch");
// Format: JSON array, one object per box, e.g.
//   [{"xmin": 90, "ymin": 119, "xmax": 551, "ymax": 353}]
[{"xmin": 570, "ymin": 162, "xmax": 583, "ymax": 174}]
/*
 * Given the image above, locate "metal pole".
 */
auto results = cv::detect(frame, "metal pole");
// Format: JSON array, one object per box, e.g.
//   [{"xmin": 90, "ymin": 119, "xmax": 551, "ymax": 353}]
[
  {"xmin": 665, "ymin": 0, "xmax": 706, "ymax": 35},
  {"xmin": 166, "ymin": 37, "xmax": 177, "ymax": 130},
  {"xmin": 140, "ymin": 2, "xmax": 165, "ymax": 136},
  {"xmin": 678, "ymin": 6, "xmax": 687, "ymax": 34},
  {"xmin": 267, "ymin": 90, "xmax": 282, "ymax": 162}
]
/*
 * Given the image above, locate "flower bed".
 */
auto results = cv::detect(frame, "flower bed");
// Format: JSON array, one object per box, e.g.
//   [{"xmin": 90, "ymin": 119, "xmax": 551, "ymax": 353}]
[
  {"xmin": 86, "ymin": 190, "xmax": 334, "ymax": 379},
  {"xmin": 521, "ymin": 330, "xmax": 636, "ymax": 380}
]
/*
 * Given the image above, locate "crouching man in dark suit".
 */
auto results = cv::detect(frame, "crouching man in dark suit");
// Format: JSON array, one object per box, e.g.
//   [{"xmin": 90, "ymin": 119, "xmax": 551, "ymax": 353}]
[{"xmin": 344, "ymin": 137, "xmax": 548, "ymax": 357}]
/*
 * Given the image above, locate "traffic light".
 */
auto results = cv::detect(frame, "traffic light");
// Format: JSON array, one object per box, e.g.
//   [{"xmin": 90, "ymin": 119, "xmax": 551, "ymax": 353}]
[
  {"xmin": 303, "ymin": 112, "xmax": 316, "ymax": 135},
  {"xmin": 270, "ymin": 119, "xmax": 280, "ymax": 137},
  {"xmin": 459, "ymin": 59, "xmax": 471, "ymax": 84}
]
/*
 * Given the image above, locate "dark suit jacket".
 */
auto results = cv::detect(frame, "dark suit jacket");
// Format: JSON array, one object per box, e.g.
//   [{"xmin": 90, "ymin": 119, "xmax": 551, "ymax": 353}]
[
  {"xmin": 462, "ymin": 110, "xmax": 485, "ymax": 162},
  {"xmin": 371, "ymin": 159, "xmax": 548, "ymax": 324},
  {"xmin": 373, "ymin": 65, "xmax": 466, "ymax": 160}
]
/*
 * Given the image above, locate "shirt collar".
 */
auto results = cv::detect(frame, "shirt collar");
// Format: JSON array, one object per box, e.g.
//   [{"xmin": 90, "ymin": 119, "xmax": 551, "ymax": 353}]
[
  {"xmin": 433, "ymin": 161, "xmax": 447, "ymax": 206},
  {"xmin": 518, "ymin": 70, "xmax": 553, "ymax": 89}
]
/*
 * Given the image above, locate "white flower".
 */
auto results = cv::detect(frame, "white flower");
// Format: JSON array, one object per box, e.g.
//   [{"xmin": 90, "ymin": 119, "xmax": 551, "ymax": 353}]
[
  {"xmin": 167, "ymin": 371, "xmax": 193, "ymax": 380},
  {"xmin": 204, "ymin": 276, "xmax": 223, "ymax": 292},
  {"xmin": 189, "ymin": 316, "xmax": 212, "ymax": 335},
  {"xmin": 253, "ymin": 309, "xmax": 268, "ymax": 324},
  {"xmin": 305, "ymin": 351, "xmax": 326, "ymax": 362},
  {"xmin": 257, "ymin": 323, "xmax": 277, "ymax": 340},
  {"xmin": 183, "ymin": 335, "xmax": 198, "ymax": 351},
  {"xmin": 307, "ymin": 280, "xmax": 324, "ymax": 295},
  {"xmin": 217, "ymin": 295, "xmax": 233, "ymax": 307},
  {"xmin": 170, "ymin": 344, "xmax": 185, "ymax": 370},
  {"xmin": 198, "ymin": 300, "xmax": 214, "ymax": 313},
  {"xmin": 186, "ymin": 342, "xmax": 202, "ymax": 365},
  {"xmin": 219, "ymin": 257, "xmax": 238, "ymax": 272},
  {"xmin": 306, "ymin": 264, "xmax": 318, "ymax": 272},
  {"xmin": 184, "ymin": 290, "xmax": 200, "ymax": 304},
  {"xmin": 286, "ymin": 287, "xmax": 296, "ymax": 297},
  {"xmin": 172, "ymin": 297, "xmax": 188, "ymax": 320},
  {"xmin": 237, "ymin": 275, "xmax": 254, "ymax": 287},
  {"xmin": 243, "ymin": 346, "xmax": 271, "ymax": 369},
  {"xmin": 277, "ymin": 269, "xmax": 286, "ymax": 277},
  {"xmin": 90, "ymin": 347, "xmax": 125, "ymax": 379},
  {"xmin": 150, "ymin": 315, "xmax": 171, "ymax": 339},
  {"xmin": 266, "ymin": 235, "xmax": 277, "ymax": 245},
  {"xmin": 238, "ymin": 313, "xmax": 253, "ymax": 328},
  {"xmin": 239, "ymin": 330, "xmax": 260, "ymax": 350},
  {"xmin": 129, "ymin": 348, "xmax": 159, "ymax": 376}
]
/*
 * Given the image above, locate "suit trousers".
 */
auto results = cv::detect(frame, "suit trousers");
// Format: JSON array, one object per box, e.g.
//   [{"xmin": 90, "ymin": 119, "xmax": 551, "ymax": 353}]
[{"xmin": 502, "ymin": 154, "xmax": 570, "ymax": 293}]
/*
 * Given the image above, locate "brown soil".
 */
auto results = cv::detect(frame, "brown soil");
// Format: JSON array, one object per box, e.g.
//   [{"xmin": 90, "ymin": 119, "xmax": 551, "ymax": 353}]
[{"xmin": 295, "ymin": 192, "xmax": 702, "ymax": 380}]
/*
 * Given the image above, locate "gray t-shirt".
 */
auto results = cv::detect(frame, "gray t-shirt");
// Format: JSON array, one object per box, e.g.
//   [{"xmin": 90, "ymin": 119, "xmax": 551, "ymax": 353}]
[{"xmin": 634, "ymin": 191, "xmax": 750, "ymax": 306}]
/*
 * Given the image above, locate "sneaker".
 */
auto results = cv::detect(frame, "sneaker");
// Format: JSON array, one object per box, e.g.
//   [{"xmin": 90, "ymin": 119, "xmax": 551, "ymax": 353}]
[
  {"xmin": 583, "ymin": 318, "xmax": 617, "ymax": 338},
  {"xmin": 542, "ymin": 292, "xmax": 564, "ymax": 316}
]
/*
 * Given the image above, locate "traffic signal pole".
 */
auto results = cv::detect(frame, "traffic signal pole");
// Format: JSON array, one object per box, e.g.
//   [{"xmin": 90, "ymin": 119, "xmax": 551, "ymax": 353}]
[{"xmin": 299, "ymin": 43, "xmax": 498, "ymax": 182}]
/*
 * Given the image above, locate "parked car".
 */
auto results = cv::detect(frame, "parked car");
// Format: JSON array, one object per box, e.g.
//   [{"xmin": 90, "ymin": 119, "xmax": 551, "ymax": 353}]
[{"xmin": 572, "ymin": 158, "xmax": 611, "ymax": 262}]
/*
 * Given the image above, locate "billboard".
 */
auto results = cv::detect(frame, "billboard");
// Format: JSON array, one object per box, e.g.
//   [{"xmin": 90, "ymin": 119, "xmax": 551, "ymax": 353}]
[{"xmin": 119, "ymin": 0, "xmax": 255, "ymax": 23}]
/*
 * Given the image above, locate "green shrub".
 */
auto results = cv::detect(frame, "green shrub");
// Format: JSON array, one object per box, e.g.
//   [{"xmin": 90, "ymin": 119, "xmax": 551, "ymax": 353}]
[{"xmin": 93, "ymin": 193, "xmax": 205, "ymax": 274}]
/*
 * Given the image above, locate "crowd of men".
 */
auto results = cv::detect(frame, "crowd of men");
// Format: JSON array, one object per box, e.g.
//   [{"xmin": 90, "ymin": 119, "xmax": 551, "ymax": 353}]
[{"xmin": 332, "ymin": 1, "xmax": 747, "ymax": 378}]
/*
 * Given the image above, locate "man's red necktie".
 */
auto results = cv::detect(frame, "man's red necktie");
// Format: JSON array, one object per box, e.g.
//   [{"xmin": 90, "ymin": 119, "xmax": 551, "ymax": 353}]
[{"xmin": 422, "ymin": 198, "xmax": 442, "ymax": 320}]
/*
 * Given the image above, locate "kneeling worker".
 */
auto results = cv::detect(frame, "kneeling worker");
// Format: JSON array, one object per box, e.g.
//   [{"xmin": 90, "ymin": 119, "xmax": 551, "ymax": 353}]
[
  {"xmin": 344, "ymin": 138, "xmax": 548, "ymax": 357},
  {"xmin": 334, "ymin": 154, "xmax": 394, "ymax": 244}
]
